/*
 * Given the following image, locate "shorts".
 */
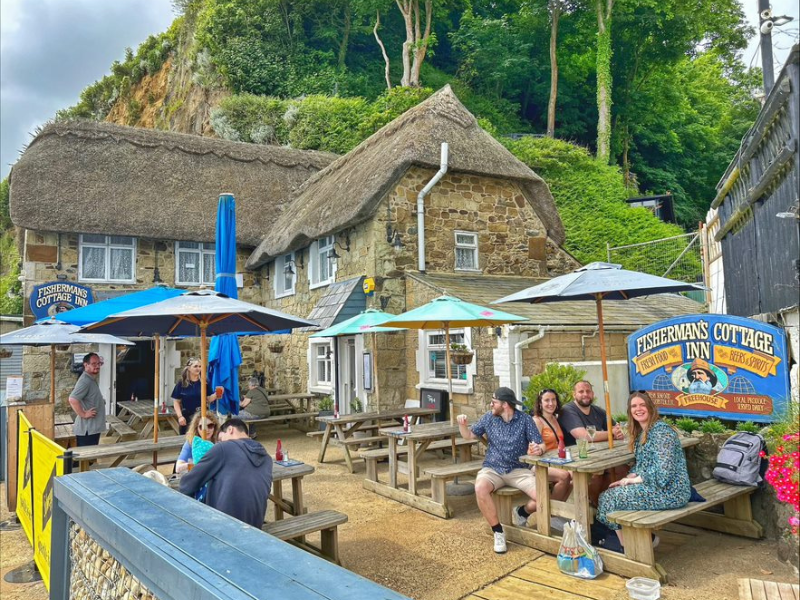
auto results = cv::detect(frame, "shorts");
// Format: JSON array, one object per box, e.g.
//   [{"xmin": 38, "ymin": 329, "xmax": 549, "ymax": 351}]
[{"xmin": 476, "ymin": 467, "xmax": 537, "ymax": 497}]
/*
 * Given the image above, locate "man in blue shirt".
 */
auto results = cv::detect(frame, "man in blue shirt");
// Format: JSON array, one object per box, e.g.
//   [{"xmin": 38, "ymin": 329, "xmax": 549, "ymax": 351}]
[{"xmin": 457, "ymin": 387, "xmax": 545, "ymax": 554}]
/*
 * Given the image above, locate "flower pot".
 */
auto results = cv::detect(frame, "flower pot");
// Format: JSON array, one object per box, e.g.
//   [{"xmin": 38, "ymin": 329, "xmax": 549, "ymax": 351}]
[
  {"xmin": 268, "ymin": 343, "xmax": 283, "ymax": 354},
  {"xmin": 451, "ymin": 351, "xmax": 474, "ymax": 365},
  {"xmin": 318, "ymin": 410, "xmax": 333, "ymax": 430}
]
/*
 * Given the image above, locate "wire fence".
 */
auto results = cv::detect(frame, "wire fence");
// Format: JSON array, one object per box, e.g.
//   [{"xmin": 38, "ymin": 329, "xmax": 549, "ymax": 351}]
[
  {"xmin": 607, "ymin": 231, "xmax": 704, "ymax": 284},
  {"xmin": 69, "ymin": 521, "xmax": 158, "ymax": 600}
]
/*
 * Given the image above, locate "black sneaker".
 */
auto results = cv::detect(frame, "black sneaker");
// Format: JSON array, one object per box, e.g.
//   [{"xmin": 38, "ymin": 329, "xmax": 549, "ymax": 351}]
[{"xmin": 598, "ymin": 534, "xmax": 624, "ymax": 553}]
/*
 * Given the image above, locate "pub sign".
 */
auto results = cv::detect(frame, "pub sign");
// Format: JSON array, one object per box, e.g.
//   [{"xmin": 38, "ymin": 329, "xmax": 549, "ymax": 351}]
[
  {"xmin": 628, "ymin": 314, "xmax": 790, "ymax": 422},
  {"xmin": 30, "ymin": 282, "xmax": 93, "ymax": 321}
]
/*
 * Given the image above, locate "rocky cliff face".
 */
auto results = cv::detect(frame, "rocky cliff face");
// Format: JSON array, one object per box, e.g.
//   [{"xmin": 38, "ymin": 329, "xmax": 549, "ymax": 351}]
[{"xmin": 105, "ymin": 19, "xmax": 229, "ymax": 136}]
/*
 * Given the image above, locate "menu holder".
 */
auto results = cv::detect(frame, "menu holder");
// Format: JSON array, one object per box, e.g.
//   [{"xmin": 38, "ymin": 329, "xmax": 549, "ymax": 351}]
[{"xmin": 276, "ymin": 459, "xmax": 304, "ymax": 467}]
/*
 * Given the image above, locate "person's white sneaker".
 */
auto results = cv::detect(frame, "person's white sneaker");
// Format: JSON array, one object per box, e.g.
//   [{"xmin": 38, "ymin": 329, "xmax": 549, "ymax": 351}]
[
  {"xmin": 512, "ymin": 505, "xmax": 529, "ymax": 527},
  {"xmin": 652, "ymin": 534, "xmax": 660, "ymax": 549},
  {"xmin": 493, "ymin": 531, "xmax": 507, "ymax": 554}
]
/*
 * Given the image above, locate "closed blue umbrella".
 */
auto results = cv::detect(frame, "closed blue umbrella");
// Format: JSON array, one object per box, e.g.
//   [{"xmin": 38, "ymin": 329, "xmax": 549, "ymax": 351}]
[{"xmin": 208, "ymin": 193, "xmax": 242, "ymax": 415}]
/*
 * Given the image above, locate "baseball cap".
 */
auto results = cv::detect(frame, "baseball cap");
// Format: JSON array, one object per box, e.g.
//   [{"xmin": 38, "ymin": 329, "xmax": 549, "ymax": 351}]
[{"xmin": 493, "ymin": 387, "xmax": 524, "ymax": 409}]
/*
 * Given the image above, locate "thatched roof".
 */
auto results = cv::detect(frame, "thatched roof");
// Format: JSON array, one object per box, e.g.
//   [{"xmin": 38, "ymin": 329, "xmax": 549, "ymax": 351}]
[
  {"xmin": 9, "ymin": 121, "xmax": 336, "ymax": 246},
  {"xmin": 246, "ymin": 85, "xmax": 564, "ymax": 268}
]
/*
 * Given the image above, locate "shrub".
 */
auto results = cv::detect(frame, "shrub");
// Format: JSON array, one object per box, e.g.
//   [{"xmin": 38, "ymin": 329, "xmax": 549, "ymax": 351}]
[
  {"xmin": 699, "ymin": 418, "xmax": 727, "ymax": 434},
  {"xmin": 522, "ymin": 363, "xmax": 586, "ymax": 414},
  {"xmin": 288, "ymin": 95, "xmax": 370, "ymax": 154},
  {"xmin": 318, "ymin": 395, "xmax": 333, "ymax": 411},
  {"xmin": 735, "ymin": 421, "xmax": 760, "ymax": 434},
  {"xmin": 675, "ymin": 417, "xmax": 699, "ymax": 433}
]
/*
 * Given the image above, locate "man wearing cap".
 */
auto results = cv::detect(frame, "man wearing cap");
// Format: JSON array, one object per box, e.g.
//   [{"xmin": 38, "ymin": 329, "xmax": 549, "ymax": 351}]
[{"xmin": 457, "ymin": 387, "xmax": 545, "ymax": 554}]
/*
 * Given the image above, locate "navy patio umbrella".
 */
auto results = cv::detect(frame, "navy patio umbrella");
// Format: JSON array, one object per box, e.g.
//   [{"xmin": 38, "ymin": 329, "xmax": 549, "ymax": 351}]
[
  {"xmin": 208, "ymin": 193, "xmax": 242, "ymax": 415},
  {"xmin": 493, "ymin": 262, "xmax": 706, "ymax": 447}
]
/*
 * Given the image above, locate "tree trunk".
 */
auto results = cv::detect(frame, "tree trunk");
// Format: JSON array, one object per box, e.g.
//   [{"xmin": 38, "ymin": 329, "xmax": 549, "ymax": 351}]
[
  {"xmin": 338, "ymin": 5, "xmax": 351, "ymax": 71},
  {"xmin": 409, "ymin": 0, "xmax": 432, "ymax": 86},
  {"xmin": 547, "ymin": 0, "xmax": 561, "ymax": 138},
  {"xmin": 397, "ymin": 0, "xmax": 414, "ymax": 87},
  {"xmin": 373, "ymin": 11, "xmax": 392, "ymax": 90},
  {"xmin": 596, "ymin": 0, "xmax": 613, "ymax": 163}
]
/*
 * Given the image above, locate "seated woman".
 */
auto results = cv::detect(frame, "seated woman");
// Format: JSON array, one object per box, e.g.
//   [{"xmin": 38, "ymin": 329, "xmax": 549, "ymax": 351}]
[
  {"xmin": 531, "ymin": 389, "xmax": 573, "ymax": 501},
  {"xmin": 596, "ymin": 391, "xmax": 691, "ymax": 551},
  {"xmin": 175, "ymin": 413, "xmax": 219, "ymax": 474}
]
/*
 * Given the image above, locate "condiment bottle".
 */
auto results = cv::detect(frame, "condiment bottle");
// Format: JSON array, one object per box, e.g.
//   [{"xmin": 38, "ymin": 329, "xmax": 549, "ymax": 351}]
[
  {"xmin": 403, "ymin": 415, "xmax": 409, "ymax": 433},
  {"xmin": 557, "ymin": 436, "xmax": 566, "ymax": 459},
  {"xmin": 276, "ymin": 439, "xmax": 284, "ymax": 461}
]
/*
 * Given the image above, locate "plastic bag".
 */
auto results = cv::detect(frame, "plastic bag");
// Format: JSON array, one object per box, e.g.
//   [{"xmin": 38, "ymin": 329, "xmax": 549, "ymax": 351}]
[{"xmin": 557, "ymin": 520, "xmax": 604, "ymax": 579}]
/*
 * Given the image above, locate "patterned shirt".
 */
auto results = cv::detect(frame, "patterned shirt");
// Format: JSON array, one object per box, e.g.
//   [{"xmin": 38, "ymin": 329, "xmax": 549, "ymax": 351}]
[{"xmin": 471, "ymin": 409, "xmax": 543, "ymax": 475}]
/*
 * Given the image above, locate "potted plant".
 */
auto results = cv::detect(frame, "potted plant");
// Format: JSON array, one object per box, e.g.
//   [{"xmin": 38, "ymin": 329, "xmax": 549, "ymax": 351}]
[
  {"xmin": 450, "ymin": 343, "xmax": 474, "ymax": 365},
  {"xmin": 267, "ymin": 339, "xmax": 284, "ymax": 353},
  {"xmin": 317, "ymin": 395, "xmax": 334, "ymax": 430}
]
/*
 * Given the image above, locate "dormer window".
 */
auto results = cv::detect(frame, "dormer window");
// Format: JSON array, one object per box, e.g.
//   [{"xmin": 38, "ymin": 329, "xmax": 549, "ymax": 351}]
[
  {"xmin": 274, "ymin": 252, "xmax": 296, "ymax": 298},
  {"xmin": 455, "ymin": 231, "xmax": 479, "ymax": 271},
  {"xmin": 309, "ymin": 236, "xmax": 336, "ymax": 289}
]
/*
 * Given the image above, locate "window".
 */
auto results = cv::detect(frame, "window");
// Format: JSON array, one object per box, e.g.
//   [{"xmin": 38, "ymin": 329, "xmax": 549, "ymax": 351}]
[
  {"xmin": 79, "ymin": 235, "xmax": 136, "ymax": 282},
  {"xmin": 274, "ymin": 252, "xmax": 296, "ymax": 298},
  {"xmin": 426, "ymin": 331, "xmax": 469, "ymax": 381},
  {"xmin": 455, "ymin": 231, "xmax": 479, "ymax": 271},
  {"xmin": 308, "ymin": 339, "xmax": 333, "ymax": 393},
  {"xmin": 175, "ymin": 242, "xmax": 216, "ymax": 286},
  {"xmin": 309, "ymin": 236, "xmax": 336, "ymax": 288}
]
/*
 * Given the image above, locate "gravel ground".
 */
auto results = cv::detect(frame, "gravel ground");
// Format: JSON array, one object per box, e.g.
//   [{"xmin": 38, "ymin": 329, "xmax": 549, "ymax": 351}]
[{"xmin": 1, "ymin": 425, "xmax": 797, "ymax": 600}]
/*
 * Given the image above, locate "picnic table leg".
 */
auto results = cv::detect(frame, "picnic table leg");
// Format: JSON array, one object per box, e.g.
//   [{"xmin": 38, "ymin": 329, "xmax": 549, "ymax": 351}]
[
  {"xmin": 622, "ymin": 526, "xmax": 656, "ymax": 569},
  {"xmin": 318, "ymin": 425, "xmax": 333, "ymax": 462},
  {"xmin": 572, "ymin": 472, "xmax": 593, "ymax": 536},
  {"xmin": 333, "ymin": 424, "xmax": 355, "ymax": 473},
  {"xmin": 388, "ymin": 437, "xmax": 398, "ymax": 488},
  {"xmin": 407, "ymin": 441, "xmax": 418, "ymax": 496},
  {"xmin": 291, "ymin": 477, "xmax": 306, "ymax": 515},
  {"xmin": 140, "ymin": 421, "xmax": 155, "ymax": 440},
  {"xmin": 534, "ymin": 464, "xmax": 551, "ymax": 536},
  {"xmin": 273, "ymin": 480, "xmax": 285, "ymax": 521}
]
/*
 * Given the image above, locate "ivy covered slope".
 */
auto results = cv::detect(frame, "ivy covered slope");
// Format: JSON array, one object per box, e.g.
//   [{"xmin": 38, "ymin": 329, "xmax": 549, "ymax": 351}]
[{"xmin": 0, "ymin": 179, "xmax": 22, "ymax": 315}]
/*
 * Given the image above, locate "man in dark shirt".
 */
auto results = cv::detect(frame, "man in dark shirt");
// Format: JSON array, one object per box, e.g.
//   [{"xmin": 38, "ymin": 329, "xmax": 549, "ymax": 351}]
[{"xmin": 179, "ymin": 418, "xmax": 273, "ymax": 528}]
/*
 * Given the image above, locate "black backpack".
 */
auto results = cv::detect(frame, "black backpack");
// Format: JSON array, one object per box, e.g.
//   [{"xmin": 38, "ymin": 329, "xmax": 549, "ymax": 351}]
[{"xmin": 712, "ymin": 432, "xmax": 768, "ymax": 486}]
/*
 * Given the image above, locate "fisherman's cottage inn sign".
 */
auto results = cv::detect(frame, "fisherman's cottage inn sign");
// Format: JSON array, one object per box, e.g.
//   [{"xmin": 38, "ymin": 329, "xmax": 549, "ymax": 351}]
[
  {"xmin": 628, "ymin": 314, "xmax": 790, "ymax": 422},
  {"xmin": 30, "ymin": 282, "xmax": 93, "ymax": 320}
]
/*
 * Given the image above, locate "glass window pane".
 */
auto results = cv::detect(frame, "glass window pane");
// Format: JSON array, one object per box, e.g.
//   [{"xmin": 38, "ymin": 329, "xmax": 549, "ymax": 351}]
[
  {"xmin": 82, "ymin": 234, "xmax": 106, "ymax": 244},
  {"xmin": 202, "ymin": 255, "xmax": 215, "ymax": 284},
  {"xmin": 109, "ymin": 248, "xmax": 133, "ymax": 280},
  {"xmin": 456, "ymin": 248, "xmax": 476, "ymax": 270},
  {"xmin": 109, "ymin": 236, "xmax": 134, "ymax": 246},
  {"xmin": 456, "ymin": 233, "xmax": 476, "ymax": 246},
  {"xmin": 178, "ymin": 241, "xmax": 199, "ymax": 249},
  {"xmin": 283, "ymin": 269, "xmax": 293, "ymax": 292},
  {"xmin": 318, "ymin": 251, "xmax": 330, "ymax": 281},
  {"xmin": 203, "ymin": 242, "xmax": 216, "ymax": 251},
  {"xmin": 178, "ymin": 251, "xmax": 199, "ymax": 283},
  {"xmin": 82, "ymin": 247, "xmax": 105, "ymax": 279}
]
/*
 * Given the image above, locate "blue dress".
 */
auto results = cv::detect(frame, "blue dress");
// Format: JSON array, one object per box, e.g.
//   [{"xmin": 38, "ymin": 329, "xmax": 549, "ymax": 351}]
[{"xmin": 597, "ymin": 420, "xmax": 691, "ymax": 530}]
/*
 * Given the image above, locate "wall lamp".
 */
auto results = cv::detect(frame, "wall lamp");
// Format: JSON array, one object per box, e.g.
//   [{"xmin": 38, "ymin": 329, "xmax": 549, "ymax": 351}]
[
  {"xmin": 330, "ymin": 232, "xmax": 351, "ymax": 260},
  {"xmin": 386, "ymin": 224, "xmax": 404, "ymax": 251},
  {"xmin": 284, "ymin": 260, "xmax": 299, "ymax": 276}
]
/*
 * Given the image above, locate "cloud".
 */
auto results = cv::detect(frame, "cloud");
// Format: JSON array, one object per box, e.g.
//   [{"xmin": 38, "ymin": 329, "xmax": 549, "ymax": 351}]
[{"xmin": 1, "ymin": 0, "xmax": 175, "ymax": 178}]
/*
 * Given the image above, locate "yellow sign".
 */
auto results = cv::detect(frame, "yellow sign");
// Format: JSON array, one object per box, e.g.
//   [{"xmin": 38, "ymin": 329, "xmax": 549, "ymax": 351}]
[
  {"xmin": 15, "ymin": 410, "xmax": 66, "ymax": 591},
  {"xmin": 714, "ymin": 345, "xmax": 781, "ymax": 378},
  {"xmin": 362, "ymin": 277, "xmax": 376, "ymax": 295},
  {"xmin": 633, "ymin": 345, "xmax": 684, "ymax": 375}
]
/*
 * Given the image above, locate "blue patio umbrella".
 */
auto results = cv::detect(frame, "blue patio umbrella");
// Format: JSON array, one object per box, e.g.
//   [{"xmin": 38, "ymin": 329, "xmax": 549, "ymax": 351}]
[
  {"xmin": 208, "ymin": 193, "xmax": 242, "ymax": 415},
  {"xmin": 51, "ymin": 286, "xmax": 184, "ymax": 326}
]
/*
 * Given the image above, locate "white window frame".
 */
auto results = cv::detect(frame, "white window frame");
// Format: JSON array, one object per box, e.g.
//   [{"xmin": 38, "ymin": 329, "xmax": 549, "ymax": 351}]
[
  {"xmin": 454, "ymin": 231, "xmax": 480, "ymax": 271},
  {"xmin": 175, "ymin": 241, "xmax": 216, "ymax": 286},
  {"xmin": 308, "ymin": 337, "xmax": 334, "ymax": 394},
  {"xmin": 274, "ymin": 252, "xmax": 296, "ymax": 298},
  {"xmin": 78, "ymin": 234, "xmax": 137, "ymax": 283},
  {"xmin": 308, "ymin": 236, "xmax": 336, "ymax": 289},
  {"xmin": 416, "ymin": 328, "xmax": 475, "ymax": 394}
]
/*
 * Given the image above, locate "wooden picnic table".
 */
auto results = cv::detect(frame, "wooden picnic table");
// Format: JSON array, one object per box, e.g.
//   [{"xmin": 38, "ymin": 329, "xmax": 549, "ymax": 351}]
[
  {"xmin": 316, "ymin": 407, "xmax": 437, "ymax": 473},
  {"xmin": 362, "ymin": 421, "xmax": 477, "ymax": 518},
  {"xmin": 69, "ymin": 436, "xmax": 186, "ymax": 472},
  {"xmin": 117, "ymin": 400, "xmax": 181, "ymax": 438}
]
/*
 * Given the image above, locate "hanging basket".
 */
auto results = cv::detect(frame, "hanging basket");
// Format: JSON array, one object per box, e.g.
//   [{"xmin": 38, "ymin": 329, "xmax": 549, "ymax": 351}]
[
  {"xmin": 267, "ymin": 342, "xmax": 284, "ymax": 354},
  {"xmin": 451, "ymin": 351, "xmax": 474, "ymax": 365}
]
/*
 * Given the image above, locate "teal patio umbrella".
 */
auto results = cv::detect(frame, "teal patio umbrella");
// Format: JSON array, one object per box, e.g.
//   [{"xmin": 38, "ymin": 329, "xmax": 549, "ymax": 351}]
[
  {"xmin": 310, "ymin": 308, "xmax": 400, "ymax": 413},
  {"xmin": 380, "ymin": 296, "xmax": 527, "ymax": 424}
]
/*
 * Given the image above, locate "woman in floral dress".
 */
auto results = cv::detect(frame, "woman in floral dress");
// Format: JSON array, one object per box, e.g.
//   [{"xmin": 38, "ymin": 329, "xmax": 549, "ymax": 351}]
[{"xmin": 596, "ymin": 391, "xmax": 691, "ymax": 549}]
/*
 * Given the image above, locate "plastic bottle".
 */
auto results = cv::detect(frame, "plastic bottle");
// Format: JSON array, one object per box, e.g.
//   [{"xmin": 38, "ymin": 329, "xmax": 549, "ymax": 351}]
[
  {"xmin": 276, "ymin": 439, "xmax": 284, "ymax": 461},
  {"xmin": 557, "ymin": 436, "xmax": 566, "ymax": 459},
  {"xmin": 403, "ymin": 415, "xmax": 409, "ymax": 433}
]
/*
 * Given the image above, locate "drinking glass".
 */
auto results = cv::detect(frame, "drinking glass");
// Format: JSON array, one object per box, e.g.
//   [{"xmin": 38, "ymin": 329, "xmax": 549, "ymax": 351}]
[
  {"xmin": 577, "ymin": 437, "xmax": 589, "ymax": 459},
  {"xmin": 586, "ymin": 425, "xmax": 597, "ymax": 448}
]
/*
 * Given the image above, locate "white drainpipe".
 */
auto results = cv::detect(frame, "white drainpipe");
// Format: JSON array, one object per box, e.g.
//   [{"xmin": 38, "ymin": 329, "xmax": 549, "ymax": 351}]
[
  {"xmin": 417, "ymin": 142, "xmax": 449, "ymax": 272},
  {"xmin": 513, "ymin": 328, "xmax": 549, "ymax": 401}
]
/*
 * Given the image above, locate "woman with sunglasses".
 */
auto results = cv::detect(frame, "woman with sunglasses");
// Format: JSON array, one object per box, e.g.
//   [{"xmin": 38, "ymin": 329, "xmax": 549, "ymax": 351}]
[
  {"xmin": 532, "ymin": 389, "xmax": 572, "ymax": 502},
  {"xmin": 171, "ymin": 358, "xmax": 217, "ymax": 434},
  {"xmin": 175, "ymin": 412, "xmax": 219, "ymax": 473}
]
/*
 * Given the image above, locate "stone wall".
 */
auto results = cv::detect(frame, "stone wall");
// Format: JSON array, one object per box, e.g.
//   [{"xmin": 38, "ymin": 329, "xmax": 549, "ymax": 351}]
[{"xmin": 520, "ymin": 330, "xmax": 629, "ymax": 375}]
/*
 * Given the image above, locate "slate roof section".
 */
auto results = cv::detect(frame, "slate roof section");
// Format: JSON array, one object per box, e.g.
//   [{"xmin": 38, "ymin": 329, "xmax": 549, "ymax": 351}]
[
  {"xmin": 408, "ymin": 272, "xmax": 703, "ymax": 327},
  {"xmin": 305, "ymin": 277, "xmax": 366, "ymax": 331}
]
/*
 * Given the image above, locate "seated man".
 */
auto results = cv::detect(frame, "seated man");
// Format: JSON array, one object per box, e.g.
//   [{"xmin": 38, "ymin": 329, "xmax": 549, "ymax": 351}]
[
  {"xmin": 559, "ymin": 380, "xmax": 626, "ymax": 504},
  {"xmin": 179, "ymin": 418, "xmax": 273, "ymax": 528},
  {"xmin": 239, "ymin": 376, "xmax": 271, "ymax": 419},
  {"xmin": 457, "ymin": 387, "xmax": 545, "ymax": 555}
]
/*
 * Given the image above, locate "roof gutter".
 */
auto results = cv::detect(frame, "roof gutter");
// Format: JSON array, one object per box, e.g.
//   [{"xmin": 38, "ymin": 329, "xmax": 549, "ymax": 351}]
[{"xmin": 417, "ymin": 143, "xmax": 449, "ymax": 272}]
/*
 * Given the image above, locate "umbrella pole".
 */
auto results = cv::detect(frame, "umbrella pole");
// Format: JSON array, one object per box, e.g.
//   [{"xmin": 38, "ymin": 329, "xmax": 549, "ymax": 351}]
[
  {"xmin": 200, "ymin": 325, "xmax": 208, "ymax": 440},
  {"xmin": 595, "ymin": 296, "xmax": 614, "ymax": 449},
  {"xmin": 50, "ymin": 345, "xmax": 56, "ymax": 405},
  {"xmin": 152, "ymin": 334, "xmax": 160, "ymax": 469},
  {"xmin": 445, "ymin": 326, "xmax": 454, "ymax": 425},
  {"xmin": 373, "ymin": 332, "xmax": 380, "ymax": 414}
]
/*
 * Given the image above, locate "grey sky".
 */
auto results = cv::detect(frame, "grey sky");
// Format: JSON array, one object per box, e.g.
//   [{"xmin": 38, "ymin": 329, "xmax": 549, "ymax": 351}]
[
  {"xmin": 1, "ymin": 0, "xmax": 175, "ymax": 179},
  {"xmin": 1, "ymin": 1, "xmax": 797, "ymax": 182}
]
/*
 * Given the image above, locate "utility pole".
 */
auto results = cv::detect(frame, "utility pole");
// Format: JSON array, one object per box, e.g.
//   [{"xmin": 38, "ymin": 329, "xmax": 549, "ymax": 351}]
[{"xmin": 758, "ymin": 0, "xmax": 775, "ymax": 95}]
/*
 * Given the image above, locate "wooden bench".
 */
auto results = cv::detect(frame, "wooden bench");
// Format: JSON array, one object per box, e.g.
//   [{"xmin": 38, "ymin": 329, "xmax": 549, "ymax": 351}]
[
  {"xmin": 262, "ymin": 510, "xmax": 348, "ymax": 565},
  {"xmin": 54, "ymin": 423, "xmax": 76, "ymax": 448},
  {"xmin": 243, "ymin": 412, "xmax": 318, "ymax": 433},
  {"xmin": 739, "ymin": 578, "xmax": 799, "ymax": 600},
  {"xmin": 361, "ymin": 438, "xmax": 478, "ymax": 482},
  {"xmin": 106, "ymin": 414, "xmax": 139, "ymax": 442},
  {"xmin": 608, "ymin": 478, "xmax": 762, "ymax": 582}
]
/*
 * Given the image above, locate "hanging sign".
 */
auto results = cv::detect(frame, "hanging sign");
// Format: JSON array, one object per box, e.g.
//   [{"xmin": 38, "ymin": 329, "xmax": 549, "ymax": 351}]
[
  {"xmin": 29, "ymin": 282, "xmax": 93, "ymax": 320},
  {"xmin": 628, "ymin": 314, "xmax": 790, "ymax": 422}
]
